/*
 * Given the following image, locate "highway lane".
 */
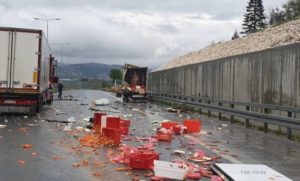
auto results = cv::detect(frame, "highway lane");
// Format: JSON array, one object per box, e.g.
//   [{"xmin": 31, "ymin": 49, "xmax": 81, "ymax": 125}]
[{"xmin": 0, "ymin": 89, "xmax": 299, "ymax": 180}]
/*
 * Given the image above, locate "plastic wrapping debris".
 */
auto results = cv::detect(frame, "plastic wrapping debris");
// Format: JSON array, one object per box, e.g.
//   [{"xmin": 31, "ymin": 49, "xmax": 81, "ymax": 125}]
[
  {"xmin": 84, "ymin": 128, "xmax": 91, "ymax": 132},
  {"xmin": 165, "ymin": 107, "xmax": 179, "ymax": 113},
  {"xmin": 0, "ymin": 124, "xmax": 7, "ymax": 128},
  {"xmin": 221, "ymin": 124, "xmax": 228, "ymax": 127},
  {"xmin": 83, "ymin": 117, "xmax": 91, "ymax": 122},
  {"xmin": 174, "ymin": 150, "xmax": 186, "ymax": 155},
  {"xmin": 67, "ymin": 117, "xmax": 76, "ymax": 123},
  {"xmin": 95, "ymin": 98, "xmax": 110, "ymax": 106},
  {"xmin": 64, "ymin": 123, "xmax": 73, "ymax": 131},
  {"xmin": 76, "ymin": 126, "xmax": 84, "ymax": 131}
]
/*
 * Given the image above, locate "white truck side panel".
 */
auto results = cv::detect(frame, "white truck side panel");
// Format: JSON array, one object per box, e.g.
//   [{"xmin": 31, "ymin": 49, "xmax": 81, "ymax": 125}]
[
  {"xmin": 39, "ymin": 34, "xmax": 51, "ymax": 92},
  {"xmin": 12, "ymin": 32, "xmax": 39, "ymax": 89},
  {"xmin": 0, "ymin": 31, "xmax": 10, "ymax": 88}
]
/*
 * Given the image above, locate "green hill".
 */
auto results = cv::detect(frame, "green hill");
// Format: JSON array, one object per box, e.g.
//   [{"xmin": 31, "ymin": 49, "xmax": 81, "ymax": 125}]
[{"xmin": 57, "ymin": 63, "xmax": 122, "ymax": 80}]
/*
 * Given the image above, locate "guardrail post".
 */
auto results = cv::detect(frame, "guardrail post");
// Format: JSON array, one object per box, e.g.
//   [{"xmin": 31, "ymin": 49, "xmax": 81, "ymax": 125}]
[
  {"xmin": 199, "ymin": 99, "xmax": 202, "ymax": 114},
  {"xmin": 218, "ymin": 102, "xmax": 222, "ymax": 120},
  {"xmin": 287, "ymin": 112, "xmax": 292, "ymax": 140},
  {"xmin": 246, "ymin": 106, "xmax": 250, "ymax": 128},
  {"xmin": 208, "ymin": 101, "xmax": 211, "ymax": 117},
  {"xmin": 230, "ymin": 104, "xmax": 234, "ymax": 123},
  {"xmin": 263, "ymin": 108, "xmax": 269, "ymax": 133}
]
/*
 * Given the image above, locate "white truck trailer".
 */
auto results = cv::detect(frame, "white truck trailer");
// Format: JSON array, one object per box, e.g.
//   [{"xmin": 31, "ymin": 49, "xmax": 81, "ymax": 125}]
[{"xmin": 0, "ymin": 27, "xmax": 58, "ymax": 114}]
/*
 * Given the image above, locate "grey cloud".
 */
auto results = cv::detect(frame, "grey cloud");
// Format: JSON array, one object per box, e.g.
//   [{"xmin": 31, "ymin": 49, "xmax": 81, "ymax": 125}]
[
  {"xmin": 0, "ymin": 0, "xmax": 287, "ymax": 67},
  {"xmin": 155, "ymin": 24, "xmax": 179, "ymax": 34}
]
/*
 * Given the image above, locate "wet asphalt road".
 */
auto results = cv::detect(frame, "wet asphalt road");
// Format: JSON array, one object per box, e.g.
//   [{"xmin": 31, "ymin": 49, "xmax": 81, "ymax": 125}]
[{"xmin": 0, "ymin": 89, "xmax": 300, "ymax": 181}]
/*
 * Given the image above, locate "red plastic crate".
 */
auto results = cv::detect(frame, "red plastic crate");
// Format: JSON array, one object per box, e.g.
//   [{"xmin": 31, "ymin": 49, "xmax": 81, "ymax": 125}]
[
  {"xmin": 120, "ymin": 119, "xmax": 131, "ymax": 127},
  {"xmin": 106, "ymin": 116, "xmax": 121, "ymax": 129},
  {"xmin": 157, "ymin": 132, "xmax": 172, "ymax": 141},
  {"xmin": 173, "ymin": 125, "xmax": 181, "ymax": 135},
  {"xmin": 129, "ymin": 152, "xmax": 159, "ymax": 170},
  {"xmin": 102, "ymin": 128, "xmax": 121, "ymax": 145},
  {"xmin": 93, "ymin": 112, "xmax": 106, "ymax": 132},
  {"xmin": 183, "ymin": 119, "xmax": 201, "ymax": 133},
  {"xmin": 120, "ymin": 127, "xmax": 129, "ymax": 135},
  {"xmin": 161, "ymin": 122, "xmax": 179, "ymax": 129}
]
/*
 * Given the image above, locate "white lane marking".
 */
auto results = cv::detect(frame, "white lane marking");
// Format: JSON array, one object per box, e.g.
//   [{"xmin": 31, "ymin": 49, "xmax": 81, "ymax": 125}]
[{"xmin": 184, "ymin": 134, "xmax": 242, "ymax": 164}]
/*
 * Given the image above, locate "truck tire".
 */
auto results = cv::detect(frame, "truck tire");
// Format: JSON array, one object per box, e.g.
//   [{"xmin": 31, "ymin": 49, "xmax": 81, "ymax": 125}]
[
  {"xmin": 123, "ymin": 96, "xmax": 129, "ymax": 103},
  {"xmin": 116, "ymin": 92, "xmax": 122, "ymax": 97}
]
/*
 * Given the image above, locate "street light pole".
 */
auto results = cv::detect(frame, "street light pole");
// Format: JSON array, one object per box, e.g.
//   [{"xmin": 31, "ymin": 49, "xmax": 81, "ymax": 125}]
[{"xmin": 34, "ymin": 18, "xmax": 61, "ymax": 41}]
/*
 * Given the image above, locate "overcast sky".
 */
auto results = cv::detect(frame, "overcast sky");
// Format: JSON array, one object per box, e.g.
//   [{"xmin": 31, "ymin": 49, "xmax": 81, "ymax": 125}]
[{"xmin": 0, "ymin": 0, "xmax": 287, "ymax": 68}]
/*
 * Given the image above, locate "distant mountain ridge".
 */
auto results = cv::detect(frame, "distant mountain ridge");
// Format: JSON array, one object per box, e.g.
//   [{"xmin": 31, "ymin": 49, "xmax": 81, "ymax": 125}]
[{"xmin": 57, "ymin": 63, "xmax": 122, "ymax": 80}]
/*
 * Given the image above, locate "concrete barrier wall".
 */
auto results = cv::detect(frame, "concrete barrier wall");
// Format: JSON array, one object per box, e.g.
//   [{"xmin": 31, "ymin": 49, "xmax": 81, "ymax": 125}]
[{"xmin": 148, "ymin": 43, "xmax": 300, "ymax": 108}]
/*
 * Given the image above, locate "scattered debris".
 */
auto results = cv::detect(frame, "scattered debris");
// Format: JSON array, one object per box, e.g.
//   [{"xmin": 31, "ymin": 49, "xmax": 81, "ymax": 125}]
[
  {"xmin": 72, "ymin": 163, "xmax": 81, "ymax": 168},
  {"xmin": 28, "ymin": 124, "xmax": 39, "ymax": 127},
  {"xmin": 0, "ymin": 124, "xmax": 7, "ymax": 128},
  {"xmin": 89, "ymin": 107, "xmax": 121, "ymax": 113},
  {"xmin": 80, "ymin": 103, "xmax": 89, "ymax": 106},
  {"xmin": 44, "ymin": 119, "xmax": 71, "ymax": 124},
  {"xmin": 18, "ymin": 160, "xmax": 26, "ymax": 165},
  {"xmin": 76, "ymin": 126, "xmax": 84, "ymax": 131},
  {"xmin": 165, "ymin": 107, "xmax": 179, "ymax": 113},
  {"xmin": 94, "ymin": 98, "xmax": 110, "ymax": 106},
  {"xmin": 52, "ymin": 156, "xmax": 67, "ymax": 160},
  {"xmin": 83, "ymin": 117, "xmax": 91, "ymax": 122},
  {"xmin": 64, "ymin": 123, "xmax": 73, "ymax": 131},
  {"xmin": 92, "ymin": 172, "xmax": 102, "ymax": 177},
  {"xmin": 153, "ymin": 160, "xmax": 189, "ymax": 180},
  {"xmin": 67, "ymin": 117, "xmax": 76, "ymax": 123},
  {"xmin": 22, "ymin": 144, "xmax": 33, "ymax": 149},
  {"xmin": 174, "ymin": 150, "xmax": 186, "ymax": 155},
  {"xmin": 115, "ymin": 167, "xmax": 132, "ymax": 171}
]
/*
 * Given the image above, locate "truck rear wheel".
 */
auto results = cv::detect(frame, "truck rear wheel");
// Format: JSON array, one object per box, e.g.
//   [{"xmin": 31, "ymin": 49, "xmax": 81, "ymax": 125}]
[
  {"xmin": 116, "ymin": 92, "xmax": 122, "ymax": 97},
  {"xmin": 123, "ymin": 96, "xmax": 129, "ymax": 103}
]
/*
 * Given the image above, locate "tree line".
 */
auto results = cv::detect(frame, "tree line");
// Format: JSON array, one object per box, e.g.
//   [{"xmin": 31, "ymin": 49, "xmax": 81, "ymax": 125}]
[{"xmin": 232, "ymin": 0, "xmax": 300, "ymax": 40}]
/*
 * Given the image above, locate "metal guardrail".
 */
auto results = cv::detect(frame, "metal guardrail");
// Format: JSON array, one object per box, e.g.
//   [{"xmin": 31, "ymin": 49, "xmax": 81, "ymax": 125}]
[{"xmin": 149, "ymin": 92, "xmax": 300, "ymax": 139}]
